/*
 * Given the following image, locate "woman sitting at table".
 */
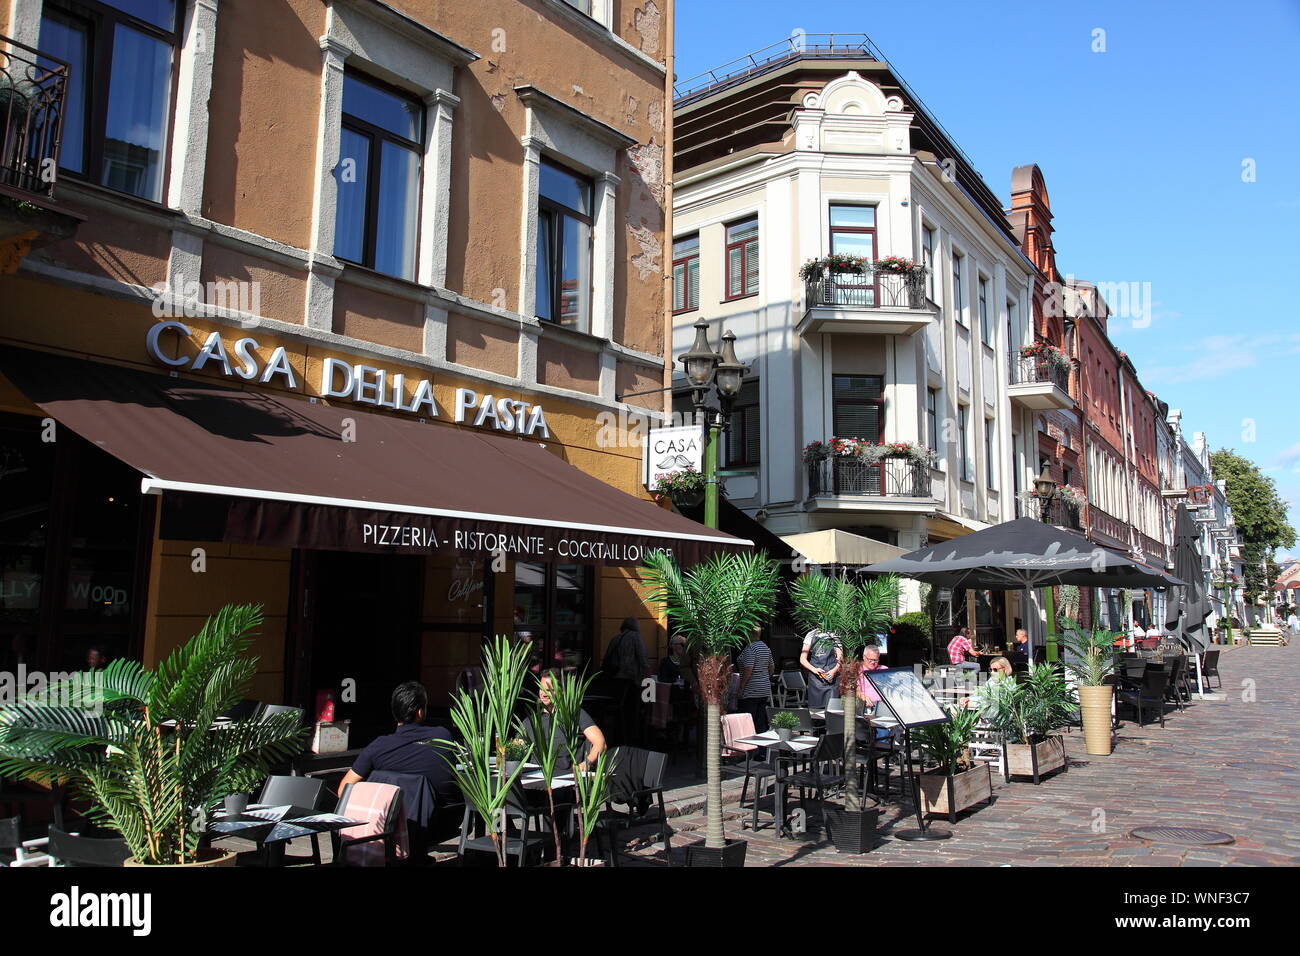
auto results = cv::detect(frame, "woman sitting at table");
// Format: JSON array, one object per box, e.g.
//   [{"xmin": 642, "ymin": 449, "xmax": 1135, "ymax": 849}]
[{"xmin": 800, "ymin": 629, "xmax": 842, "ymax": 707}]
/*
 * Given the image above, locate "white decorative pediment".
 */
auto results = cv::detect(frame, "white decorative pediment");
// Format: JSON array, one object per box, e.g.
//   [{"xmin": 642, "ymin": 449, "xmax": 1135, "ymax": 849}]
[{"xmin": 817, "ymin": 71, "xmax": 889, "ymax": 117}]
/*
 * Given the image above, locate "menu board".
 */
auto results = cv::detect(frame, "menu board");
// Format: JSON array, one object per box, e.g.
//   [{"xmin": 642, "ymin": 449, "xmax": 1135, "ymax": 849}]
[{"xmin": 864, "ymin": 666, "xmax": 949, "ymax": 728}]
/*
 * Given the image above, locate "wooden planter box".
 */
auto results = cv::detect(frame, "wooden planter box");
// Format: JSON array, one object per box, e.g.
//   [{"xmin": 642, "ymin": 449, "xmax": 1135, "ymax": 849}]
[
  {"xmin": 919, "ymin": 764, "xmax": 993, "ymax": 822},
  {"xmin": 1005, "ymin": 735, "xmax": 1067, "ymax": 784}
]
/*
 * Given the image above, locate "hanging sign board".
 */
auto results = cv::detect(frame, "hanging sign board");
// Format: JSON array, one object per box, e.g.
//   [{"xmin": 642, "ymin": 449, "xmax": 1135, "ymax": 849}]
[
  {"xmin": 864, "ymin": 667, "xmax": 949, "ymax": 728},
  {"xmin": 642, "ymin": 425, "xmax": 704, "ymax": 489}
]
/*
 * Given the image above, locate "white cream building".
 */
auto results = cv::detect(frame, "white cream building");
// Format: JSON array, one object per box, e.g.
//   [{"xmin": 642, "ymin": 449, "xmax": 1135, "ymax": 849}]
[{"xmin": 670, "ymin": 60, "xmax": 1037, "ymax": 621}]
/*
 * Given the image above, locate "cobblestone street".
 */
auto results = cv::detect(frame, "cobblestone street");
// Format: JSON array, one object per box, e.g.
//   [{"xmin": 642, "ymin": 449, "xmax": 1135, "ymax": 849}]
[{"xmin": 617, "ymin": 644, "xmax": 1300, "ymax": 866}]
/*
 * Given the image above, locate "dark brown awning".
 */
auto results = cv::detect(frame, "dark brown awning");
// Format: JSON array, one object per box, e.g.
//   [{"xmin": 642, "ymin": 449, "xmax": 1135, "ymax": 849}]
[{"xmin": 0, "ymin": 347, "xmax": 748, "ymax": 566}]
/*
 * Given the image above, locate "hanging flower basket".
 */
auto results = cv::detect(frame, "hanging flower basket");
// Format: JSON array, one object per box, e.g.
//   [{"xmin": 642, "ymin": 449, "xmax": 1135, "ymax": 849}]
[
  {"xmin": 651, "ymin": 467, "xmax": 705, "ymax": 507},
  {"xmin": 1020, "ymin": 343, "xmax": 1071, "ymax": 371},
  {"xmin": 799, "ymin": 254, "xmax": 870, "ymax": 282}
]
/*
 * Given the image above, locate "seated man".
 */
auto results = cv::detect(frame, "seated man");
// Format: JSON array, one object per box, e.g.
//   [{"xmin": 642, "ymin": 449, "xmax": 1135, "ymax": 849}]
[
  {"xmin": 337, "ymin": 681, "xmax": 455, "ymax": 803},
  {"xmin": 523, "ymin": 670, "xmax": 607, "ymax": 773},
  {"xmin": 1010, "ymin": 628, "xmax": 1030, "ymax": 660}
]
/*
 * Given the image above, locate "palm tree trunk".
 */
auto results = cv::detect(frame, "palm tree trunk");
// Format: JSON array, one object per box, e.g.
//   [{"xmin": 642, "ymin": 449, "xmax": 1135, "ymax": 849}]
[
  {"xmin": 705, "ymin": 699, "xmax": 724, "ymax": 849},
  {"xmin": 843, "ymin": 688, "xmax": 860, "ymax": 812}
]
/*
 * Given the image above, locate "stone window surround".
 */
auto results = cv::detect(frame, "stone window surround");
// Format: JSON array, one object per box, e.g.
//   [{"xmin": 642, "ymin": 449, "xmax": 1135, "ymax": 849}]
[
  {"xmin": 536, "ymin": 0, "xmax": 665, "ymax": 76},
  {"xmin": 6, "ymin": 0, "xmax": 218, "ymax": 217},
  {"xmin": 516, "ymin": 84, "xmax": 635, "ymax": 397},
  {"xmin": 308, "ymin": 0, "xmax": 477, "ymax": 349}
]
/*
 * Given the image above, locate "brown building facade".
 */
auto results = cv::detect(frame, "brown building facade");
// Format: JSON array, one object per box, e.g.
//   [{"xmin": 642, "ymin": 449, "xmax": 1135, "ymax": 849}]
[{"xmin": 0, "ymin": 0, "xmax": 693, "ymax": 730}]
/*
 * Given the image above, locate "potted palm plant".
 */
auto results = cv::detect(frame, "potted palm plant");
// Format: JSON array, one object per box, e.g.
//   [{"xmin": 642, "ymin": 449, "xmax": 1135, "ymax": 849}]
[
  {"xmin": 788, "ymin": 571, "xmax": 899, "ymax": 853},
  {"xmin": 525, "ymin": 667, "xmax": 595, "ymax": 865},
  {"xmin": 1061, "ymin": 626, "xmax": 1119, "ymax": 756},
  {"xmin": 0, "ymin": 604, "xmax": 308, "ymax": 866},
  {"xmin": 914, "ymin": 704, "xmax": 992, "ymax": 823},
  {"xmin": 440, "ymin": 634, "xmax": 535, "ymax": 867},
  {"xmin": 770, "ymin": 710, "xmax": 800, "ymax": 742},
  {"xmin": 641, "ymin": 551, "xmax": 781, "ymax": 867},
  {"xmin": 976, "ymin": 663, "xmax": 1073, "ymax": 784}
]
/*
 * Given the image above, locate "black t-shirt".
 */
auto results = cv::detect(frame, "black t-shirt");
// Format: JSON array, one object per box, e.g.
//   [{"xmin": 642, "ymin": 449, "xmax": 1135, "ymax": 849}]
[
  {"xmin": 524, "ymin": 709, "xmax": 596, "ymax": 768},
  {"xmin": 352, "ymin": 723, "xmax": 456, "ymax": 797}
]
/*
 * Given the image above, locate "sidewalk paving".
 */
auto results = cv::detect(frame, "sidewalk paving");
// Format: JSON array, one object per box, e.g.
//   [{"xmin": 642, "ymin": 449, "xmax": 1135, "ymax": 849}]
[{"xmin": 618, "ymin": 643, "xmax": 1300, "ymax": 866}]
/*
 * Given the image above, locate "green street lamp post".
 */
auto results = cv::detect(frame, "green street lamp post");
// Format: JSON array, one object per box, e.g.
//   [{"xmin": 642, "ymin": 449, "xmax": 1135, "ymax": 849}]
[
  {"xmin": 678, "ymin": 321, "xmax": 747, "ymax": 530},
  {"xmin": 1033, "ymin": 465, "xmax": 1060, "ymax": 663}
]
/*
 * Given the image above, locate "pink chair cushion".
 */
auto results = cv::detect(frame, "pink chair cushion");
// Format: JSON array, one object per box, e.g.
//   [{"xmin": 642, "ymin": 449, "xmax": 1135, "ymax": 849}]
[
  {"xmin": 721, "ymin": 712, "xmax": 757, "ymax": 754},
  {"xmin": 339, "ymin": 782, "xmax": 407, "ymax": 866}
]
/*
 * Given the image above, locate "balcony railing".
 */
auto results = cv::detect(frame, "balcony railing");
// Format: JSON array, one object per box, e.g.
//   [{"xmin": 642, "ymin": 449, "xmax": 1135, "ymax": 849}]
[
  {"xmin": 1, "ymin": 36, "xmax": 68, "ymax": 198},
  {"xmin": 805, "ymin": 271, "xmax": 929, "ymax": 311},
  {"xmin": 1026, "ymin": 495, "xmax": 1082, "ymax": 530},
  {"xmin": 1014, "ymin": 354, "xmax": 1070, "ymax": 393},
  {"xmin": 808, "ymin": 456, "xmax": 932, "ymax": 498}
]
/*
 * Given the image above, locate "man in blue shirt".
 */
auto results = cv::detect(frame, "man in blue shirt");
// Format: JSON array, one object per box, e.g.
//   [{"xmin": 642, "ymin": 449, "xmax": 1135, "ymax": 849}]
[{"xmin": 337, "ymin": 681, "xmax": 455, "ymax": 801}]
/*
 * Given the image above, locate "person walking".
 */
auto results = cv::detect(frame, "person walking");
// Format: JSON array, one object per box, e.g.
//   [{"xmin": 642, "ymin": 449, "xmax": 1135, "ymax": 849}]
[
  {"xmin": 602, "ymin": 617, "xmax": 649, "ymax": 745},
  {"xmin": 736, "ymin": 628, "xmax": 776, "ymax": 733}
]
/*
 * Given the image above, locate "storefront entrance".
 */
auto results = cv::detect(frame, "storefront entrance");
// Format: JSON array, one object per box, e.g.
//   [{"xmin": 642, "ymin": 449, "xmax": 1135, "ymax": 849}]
[{"xmin": 296, "ymin": 550, "xmax": 423, "ymax": 745}]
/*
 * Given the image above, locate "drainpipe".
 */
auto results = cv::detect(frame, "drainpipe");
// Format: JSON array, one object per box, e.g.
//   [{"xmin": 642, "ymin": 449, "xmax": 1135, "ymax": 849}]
[{"xmin": 662, "ymin": 1, "xmax": 675, "ymax": 418}]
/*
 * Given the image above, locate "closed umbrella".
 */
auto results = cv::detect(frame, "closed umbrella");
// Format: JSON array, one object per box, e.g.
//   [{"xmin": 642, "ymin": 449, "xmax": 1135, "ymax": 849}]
[{"xmin": 1166, "ymin": 503, "xmax": 1212, "ymax": 692}]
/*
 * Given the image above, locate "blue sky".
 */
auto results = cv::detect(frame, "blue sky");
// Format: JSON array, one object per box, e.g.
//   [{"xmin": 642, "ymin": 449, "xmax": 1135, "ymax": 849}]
[{"xmin": 676, "ymin": 0, "xmax": 1300, "ymax": 557}]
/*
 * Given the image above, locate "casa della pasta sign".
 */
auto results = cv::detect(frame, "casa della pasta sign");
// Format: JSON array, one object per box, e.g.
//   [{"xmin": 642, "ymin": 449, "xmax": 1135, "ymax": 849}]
[{"xmin": 145, "ymin": 321, "xmax": 550, "ymax": 437}]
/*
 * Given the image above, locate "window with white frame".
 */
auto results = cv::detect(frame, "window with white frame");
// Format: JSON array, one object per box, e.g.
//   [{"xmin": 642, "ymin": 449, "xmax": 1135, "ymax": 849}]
[
  {"xmin": 921, "ymin": 225, "xmax": 935, "ymax": 300},
  {"xmin": 952, "ymin": 252, "xmax": 966, "ymax": 325},
  {"xmin": 978, "ymin": 276, "xmax": 992, "ymax": 346},
  {"xmin": 958, "ymin": 403, "xmax": 972, "ymax": 481},
  {"xmin": 926, "ymin": 387, "xmax": 939, "ymax": 452},
  {"xmin": 985, "ymin": 417, "xmax": 997, "ymax": 488}
]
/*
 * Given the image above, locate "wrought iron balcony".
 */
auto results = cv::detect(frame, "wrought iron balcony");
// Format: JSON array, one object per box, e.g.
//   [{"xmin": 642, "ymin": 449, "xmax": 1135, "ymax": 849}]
[
  {"xmin": 808, "ymin": 456, "xmax": 933, "ymax": 499},
  {"xmin": 1007, "ymin": 353, "xmax": 1073, "ymax": 410},
  {"xmin": 1026, "ymin": 495, "xmax": 1082, "ymax": 530},
  {"xmin": 1015, "ymin": 354, "xmax": 1070, "ymax": 392},
  {"xmin": 805, "ymin": 272, "xmax": 929, "ymax": 311},
  {"xmin": 1, "ymin": 37, "xmax": 68, "ymax": 198}
]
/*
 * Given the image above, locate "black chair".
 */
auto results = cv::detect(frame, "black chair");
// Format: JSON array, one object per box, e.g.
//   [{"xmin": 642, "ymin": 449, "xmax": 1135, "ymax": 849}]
[
  {"xmin": 47, "ymin": 826, "xmax": 132, "ymax": 867},
  {"xmin": 221, "ymin": 698, "xmax": 260, "ymax": 720},
  {"xmin": 602, "ymin": 746, "xmax": 671, "ymax": 858},
  {"xmin": 1164, "ymin": 655, "xmax": 1188, "ymax": 711},
  {"xmin": 0, "ymin": 778, "xmax": 65, "ymax": 831},
  {"xmin": 782, "ymin": 734, "xmax": 846, "ymax": 832},
  {"xmin": 0, "ymin": 816, "xmax": 38, "ymax": 866},
  {"xmin": 1201, "ymin": 650, "xmax": 1222, "ymax": 689},
  {"xmin": 457, "ymin": 797, "xmax": 548, "ymax": 867},
  {"xmin": 1117, "ymin": 667, "xmax": 1170, "ymax": 728},
  {"xmin": 259, "ymin": 704, "xmax": 304, "ymax": 723},
  {"xmin": 256, "ymin": 775, "xmax": 325, "ymax": 865}
]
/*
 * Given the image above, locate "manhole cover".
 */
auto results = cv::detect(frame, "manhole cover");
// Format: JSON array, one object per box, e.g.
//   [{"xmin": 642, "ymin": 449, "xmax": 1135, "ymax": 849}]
[{"xmin": 1129, "ymin": 826, "xmax": 1235, "ymax": 846}]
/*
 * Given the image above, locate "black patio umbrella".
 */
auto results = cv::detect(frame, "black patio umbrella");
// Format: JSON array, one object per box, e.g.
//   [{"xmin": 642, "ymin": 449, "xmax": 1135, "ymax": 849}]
[
  {"xmin": 863, "ymin": 517, "xmax": 1184, "ymax": 654},
  {"xmin": 1166, "ymin": 502, "xmax": 1212, "ymax": 654}
]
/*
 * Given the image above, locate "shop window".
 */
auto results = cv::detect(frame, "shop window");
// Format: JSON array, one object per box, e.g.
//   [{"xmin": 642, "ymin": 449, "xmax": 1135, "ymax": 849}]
[
  {"xmin": 514, "ymin": 562, "xmax": 593, "ymax": 674},
  {"xmin": 536, "ymin": 160, "xmax": 593, "ymax": 332},
  {"xmin": 334, "ymin": 71, "xmax": 425, "ymax": 280},
  {"xmin": 0, "ymin": 414, "xmax": 146, "ymax": 674},
  {"xmin": 39, "ymin": 0, "xmax": 180, "ymax": 202}
]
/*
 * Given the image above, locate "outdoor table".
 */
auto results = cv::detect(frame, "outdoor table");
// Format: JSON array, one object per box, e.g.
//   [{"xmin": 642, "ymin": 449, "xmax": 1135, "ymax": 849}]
[
  {"xmin": 733, "ymin": 731, "xmax": 820, "ymax": 838},
  {"xmin": 209, "ymin": 803, "xmax": 364, "ymax": 866}
]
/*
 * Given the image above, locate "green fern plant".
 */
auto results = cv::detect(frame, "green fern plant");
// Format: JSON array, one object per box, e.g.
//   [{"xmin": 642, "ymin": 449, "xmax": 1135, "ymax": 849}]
[{"xmin": 0, "ymin": 604, "xmax": 308, "ymax": 865}]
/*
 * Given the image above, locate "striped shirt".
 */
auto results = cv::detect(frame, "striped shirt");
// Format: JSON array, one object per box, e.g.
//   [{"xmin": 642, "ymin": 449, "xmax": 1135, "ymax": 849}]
[
  {"xmin": 736, "ymin": 641, "xmax": 774, "ymax": 700},
  {"xmin": 947, "ymin": 634, "xmax": 975, "ymax": 665}
]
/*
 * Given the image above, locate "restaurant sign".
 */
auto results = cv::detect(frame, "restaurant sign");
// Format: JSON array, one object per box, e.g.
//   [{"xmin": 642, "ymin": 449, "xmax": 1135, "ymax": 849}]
[
  {"xmin": 159, "ymin": 494, "xmax": 738, "ymax": 568},
  {"xmin": 145, "ymin": 321, "xmax": 550, "ymax": 436},
  {"xmin": 641, "ymin": 424, "xmax": 704, "ymax": 488}
]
